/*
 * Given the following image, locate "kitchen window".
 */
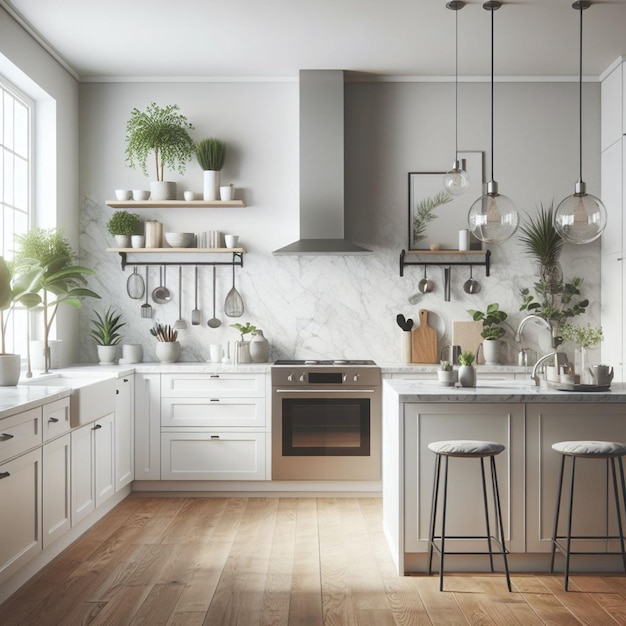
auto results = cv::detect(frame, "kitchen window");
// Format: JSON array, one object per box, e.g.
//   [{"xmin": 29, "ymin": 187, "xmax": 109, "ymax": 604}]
[{"xmin": 0, "ymin": 74, "xmax": 33, "ymax": 355}]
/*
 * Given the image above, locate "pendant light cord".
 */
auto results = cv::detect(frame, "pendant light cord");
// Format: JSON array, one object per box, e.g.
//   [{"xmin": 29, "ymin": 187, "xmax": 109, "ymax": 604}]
[
  {"xmin": 455, "ymin": 8, "xmax": 459, "ymax": 159},
  {"xmin": 490, "ymin": 4, "xmax": 495, "ymax": 182},
  {"xmin": 578, "ymin": 3, "xmax": 583, "ymax": 182}
]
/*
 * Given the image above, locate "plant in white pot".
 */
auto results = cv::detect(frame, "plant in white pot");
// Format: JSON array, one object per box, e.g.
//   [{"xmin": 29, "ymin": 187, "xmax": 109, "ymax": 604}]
[
  {"xmin": 196, "ymin": 138, "xmax": 226, "ymax": 201},
  {"xmin": 458, "ymin": 351, "xmax": 476, "ymax": 387},
  {"xmin": 230, "ymin": 321, "xmax": 255, "ymax": 363},
  {"xmin": 468, "ymin": 303, "xmax": 508, "ymax": 365},
  {"xmin": 125, "ymin": 102, "xmax": 195, "ymax": 201},
  {"xmin": 150, "ymin": 322, "xmax": 180, "ymax": 363},
  {"xmin": 437, "ymin": 360, "xmax": 457, "ymax": 386},
  {"xmin": 107, "ymin": 210, "xmax": 141, "ymax": 248},
  {"xmin": 90, "ymin": 306, "xmax": 125, "ymax": 365}
]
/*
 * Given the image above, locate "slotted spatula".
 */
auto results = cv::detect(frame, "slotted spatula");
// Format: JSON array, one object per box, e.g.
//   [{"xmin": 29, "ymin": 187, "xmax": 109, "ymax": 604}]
[{"xmin": 140, "ymin": 266, "xmax": 153, "ymax": 318}]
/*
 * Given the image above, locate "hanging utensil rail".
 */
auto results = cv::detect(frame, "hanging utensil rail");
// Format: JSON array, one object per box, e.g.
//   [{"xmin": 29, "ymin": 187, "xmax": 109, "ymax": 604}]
[
  {"xmin": 112, "ymin": 251, "xmax": 244, "ymax": 271},
  {"xmin": 399, "ymin": 249, "xmax": 490, "ymax": 277}
]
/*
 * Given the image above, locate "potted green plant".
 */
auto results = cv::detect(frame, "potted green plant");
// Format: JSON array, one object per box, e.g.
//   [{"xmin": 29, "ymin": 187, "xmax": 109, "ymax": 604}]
[
  {"xmin": 125, "ymin": 102, "xmax": 195, "ymax": 201},
  {"xmin": 458, "ymin": 351, "xmax": 476, "ymax": 387},
  {"xmin": 437, "ymin": 360, "xmax": 457, "ymax": 386},
  {"xmin": 107, "ymin": 210, "xmax": 141, "ymax": 248},
  {"xmin": 150, "ymin": 322, "xmax": 180, "ymax": 363},
  {"xmin": 230, "ymin": 321, "xmax": 256, "ymax": 363},
  {"xmin": 468, "ymin": 303, "xmax": 508, "ymax": 365},
  {"xmin": 90, "ymin": 306, "xmax": 125, "ymax": 365},
  {"xmin": 196, "ymin": 138, "xmax": 226, "ymax": 201},
  {"xmin": 13, "ymin": 227, "xmax": 100, "ymax": 373},
  {"xmin": 561, "ymin": 322, "xmax": 604, "ymax": 383}
]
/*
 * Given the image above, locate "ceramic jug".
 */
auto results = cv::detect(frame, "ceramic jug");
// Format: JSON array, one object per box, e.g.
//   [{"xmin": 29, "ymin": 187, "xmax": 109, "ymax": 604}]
[{"xmin": 588, "ymin": 365, "xmax": 614, "ymax": 386}]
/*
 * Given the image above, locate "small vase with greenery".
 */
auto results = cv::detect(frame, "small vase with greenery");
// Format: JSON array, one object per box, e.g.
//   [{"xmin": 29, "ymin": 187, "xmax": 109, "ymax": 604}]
[
  {"xmin": 125, "ymin": 102, "xmax": 195, "ymax": 200},
  {"xmin": 230, "ymin": 321, "xmax": 256, "ymax": 363},
  {"xmin": 437, "ymin": 360, "xmax": 457, "ymax": 386},
  {"xmin": 468, "ymin": 303, "xmax": 508, "ymax": 365},
  {"xmin": 90, "ymin": 306, "xmax": 125, "ymax": 365},
  {"xmin": 458, "ymin": 351, "xmax": 476, "ymax": 387},
  {"xmin": 561, "ymin": 322, "xmax": 603, "ymax": 383},
  {"xmin": 107, "ymin": 210, "xmax": 141, "ymax": 248},
  {"xmin": 196, "ymin": 138, "xmax": 226, "ymax": 201}
]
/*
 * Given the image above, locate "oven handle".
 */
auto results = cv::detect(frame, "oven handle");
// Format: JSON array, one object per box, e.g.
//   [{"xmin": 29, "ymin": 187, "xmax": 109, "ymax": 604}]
[{"xmin": 274, "ymin": 389, "xmax": 377, "ymax": 394}]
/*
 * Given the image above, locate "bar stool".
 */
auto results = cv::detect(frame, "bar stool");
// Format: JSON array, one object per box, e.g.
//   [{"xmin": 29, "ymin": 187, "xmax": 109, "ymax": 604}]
[
  {"xmin": 427, "ymin": 440, "xmax": 511, "ymax": 591},
  {"xmin": 550, "ymin": 440, "xmax": 626, "ymax": 591}
]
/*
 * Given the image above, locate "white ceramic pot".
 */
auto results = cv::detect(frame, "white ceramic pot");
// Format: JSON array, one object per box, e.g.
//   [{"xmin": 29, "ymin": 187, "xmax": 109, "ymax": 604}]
[
  {"xmin": 482, "ymin": 339, "xmax": 501, "ymax": 365},
  {"xmin": 150, "ymin": 181, "xmax": 177, "ymax": 201},
  {"xmin": 131, "ymin": 235, "xmax": 145, "ymax": 248},
  {"xmin": 114, "ymin": 234, "xmax": 131, "ymax": 248},
  {"xmin": 458, "ymin": 365, "xmax": 476, "ymax": 387},
  {"xmin": 155, "ymin": 341, "xmax": 180, "ymax": 363},
  {"xmin": 122, "ymin": 343, "xmax": 143, "ymax": 363},
  {"xmin": 203, "ymin": 170, "xmax": 219, "ymax": 201},
  {"xmin": 220, "ymin": 185, "xmax": 234, "ymax": 201},
  {"xmin": 0, "ymin": 354, "xmax": 21, "ymax": 386},
  {"xmin": 437, "ymin": 369, "xmax": 457, "ymax": 386},
  {"xmin": 97, "ymin": 344, "xmax": 118, "ymax": 365},
  {"xmin": 250, "ymin": 331, "xmax": 270, "ymax": 363}
]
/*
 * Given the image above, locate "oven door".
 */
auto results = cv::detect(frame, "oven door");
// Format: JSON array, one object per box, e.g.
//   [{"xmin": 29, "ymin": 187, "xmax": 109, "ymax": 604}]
[{"xmin": 271, "ymin": 388, "xmax": 381, "ymax": 481}]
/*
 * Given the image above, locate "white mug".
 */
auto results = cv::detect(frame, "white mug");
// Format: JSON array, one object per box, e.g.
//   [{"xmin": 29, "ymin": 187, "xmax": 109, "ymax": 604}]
[
  {"xmin": 224, "ymin": 234, "xmax": 239, "ymax": 249},
  {"xmin": 122, "ymin": 344, "xmax": 143, "ymax": 363},
  {"xmin": 131, "ymin": 235, "xmax": 145, "ymax": 248},
  {"xmin": 209, "ymin": 344, "xmax": 223, "ymax": 363},
  {"xmin": 184, "ymin": 190, "xmax": 195, "ymax": 201},
  {"xmin": 220, "ymin": 186, "xmax": 235, "ymax": 201}
]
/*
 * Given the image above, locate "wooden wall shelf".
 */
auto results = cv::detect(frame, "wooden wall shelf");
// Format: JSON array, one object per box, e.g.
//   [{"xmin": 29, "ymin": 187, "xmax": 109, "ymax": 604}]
[
  {"xmin": 105, "ymin": 200, "xmax": 245, "ymax": 209},
  {"xmin": 399, "ymin": 249, "xmax": 491, "ymax": 277}
]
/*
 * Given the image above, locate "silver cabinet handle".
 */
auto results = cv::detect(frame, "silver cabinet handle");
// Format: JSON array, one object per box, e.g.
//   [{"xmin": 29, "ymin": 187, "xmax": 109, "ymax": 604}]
[
  {"xmin": 92, "ymin": 424, "xmax": 102, "ymax": 430},
  {"xmin": 0, "ymin": 433, "xmax": 14, "ymax": 441},
  {"xmin": 210, "ymin": 374, "xmax": 220, "ymax": 378},
  {"xmin": 48, "ymin": 417, "xmax": 59, "ymax": 423},
  {"xmin": 210, "ymin": 399, "xmax": 220, "ymax": 402},
  {"xmin": 210, "ymin": 435, "xmax": 220, "ymax": 439}
]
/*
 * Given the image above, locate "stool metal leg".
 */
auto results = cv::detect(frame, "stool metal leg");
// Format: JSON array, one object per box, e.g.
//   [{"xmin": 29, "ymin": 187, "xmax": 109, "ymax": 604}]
[
  {"xmin": 609, "ymin": 457, "xmax": 626, "ymax": 572},
  {"xmin": 427, "ymin": 454, "xmax": 442, "ymax": 576},
  {"xmin": 439, "ymin": 456, "xmax": 450, "ymax": 591},
  {"xmin": 550, "ymin": 454, "xmax": 566, "ymax": 573},
  {"xmin": 490, "ymin": 455, "xmax": 512, "ymax": 592},
  {"xmin": 564, "ymin": 456, "xmax": 577, "ymax": 591},
  {"xmin": 619, "ymin": 457, "xmax": 626, "ymax": 572},
  {"xmin": 480, "ymin": 457, "xmax": 495, "ymax": 572}
]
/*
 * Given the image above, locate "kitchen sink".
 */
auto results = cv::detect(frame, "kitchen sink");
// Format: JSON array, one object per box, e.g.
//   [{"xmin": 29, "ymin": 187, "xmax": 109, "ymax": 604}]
[{"xmin": 25, "ymin": 372, "xmax": 116, "ymax": 426}]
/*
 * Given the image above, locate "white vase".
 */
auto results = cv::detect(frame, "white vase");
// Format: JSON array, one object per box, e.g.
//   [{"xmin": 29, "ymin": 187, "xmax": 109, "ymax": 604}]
[
  {"xmin": 203, "ymin": 170, "xmax": 219, "ymax": 201},
  {"xmin": 482, "ymin": 339, "xmax": 501, "ymax": 365},
  {"xmin": 114, "ymin": 234, "xmax": 131, "ymax": 248},
  {"xmin": 233, "ymin": 341, "xmax": 251, "ymax": 364},
  {"xmin": 459, "ymin": 365, "xmax": 476, "ymax": 387},
  {"xmin": 97, "ymin": 344, "xmax": 118, "ymax": 365},
  {"xmin": 150, "ymin": 181, "xmax": 177, "ymax": 201},
  {"xmin": 437, "ymin": 370, "xmax": 457, "ymax": 386},
  {"xmin": 249, "ymin": 331, "xmax": 270, "ymax": 363},
  {"xmin": 0, "ymin": 354, "xmax": 21, "ymax": 386},
  {"xmin": 400, "ymin": 331, "xmax": 412, "ymax": 364},
  {"xmin": 155, "ymin": 341, "xmax": 180, "ymax": 363}
]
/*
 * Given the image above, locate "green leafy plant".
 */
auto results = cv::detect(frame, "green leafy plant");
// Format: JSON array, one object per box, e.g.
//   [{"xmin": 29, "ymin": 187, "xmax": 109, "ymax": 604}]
[
  {"xmin": 90, "ymin": 307, "xmax": 125, "ymax": 346},
  {"xmin": 439, "ymin": 360, "xmax": 453, "ymax": 372},
  {"xmin": 468, "ymin": 303, "xmax": 508, "ymax": 340},
  {"xmin": 196, "ymin": 138, "xmax": 226, "ymax": 171},
  {"xmin": 125, "ymin": 102, "xmax": 195, "ymax": 181},
  {"xmin": 150, "ymin": 322, "xmax": 178, "ymax": 342},
  {"xmin": 517, "ymin": 203, "xmax": 564, "ymax": 277},
  {"xmin": 412, "ymin": 192, "xmax": 452, "ymax": 244},
  {"xmin": 458, "ymin": 351, "xmax": 475, "ymax": 366},
  {"xmin": 230, "ymin": 322, "xmax": 257, "ymax": 341},
  {"xmin": 561, "ymin": 322, "xmax": 603, "ymax": 349},
  {"xmin": 107, "ymin": 210, "xmax": 141, "ymax": 236}
]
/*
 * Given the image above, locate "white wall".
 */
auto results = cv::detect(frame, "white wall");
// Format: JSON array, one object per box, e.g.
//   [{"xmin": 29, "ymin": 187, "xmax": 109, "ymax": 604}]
[{"xmin": 78, "ymin": 78, "xmax": 601, "ymax": 365}]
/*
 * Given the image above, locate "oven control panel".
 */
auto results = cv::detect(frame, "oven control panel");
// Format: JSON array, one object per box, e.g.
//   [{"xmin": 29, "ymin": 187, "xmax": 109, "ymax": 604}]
[{"xmin": 271, "ymin": 367, "xmax": 381, "ymax": 387}]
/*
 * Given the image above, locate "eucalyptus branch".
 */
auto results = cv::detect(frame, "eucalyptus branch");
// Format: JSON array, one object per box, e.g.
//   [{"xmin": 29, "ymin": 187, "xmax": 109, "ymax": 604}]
[{"xmin": 412, "ymin": 192, "xmax": 452, "ymax": 244}]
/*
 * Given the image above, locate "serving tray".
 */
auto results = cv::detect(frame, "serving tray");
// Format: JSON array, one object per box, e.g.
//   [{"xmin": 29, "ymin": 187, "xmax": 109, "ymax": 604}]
[{"xmin": 547, "ymin": 382, "xmax": 611, "ymax": 392}]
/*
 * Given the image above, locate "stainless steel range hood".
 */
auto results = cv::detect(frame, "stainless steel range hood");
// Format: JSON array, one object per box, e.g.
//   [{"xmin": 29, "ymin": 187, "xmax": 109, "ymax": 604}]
[{"xmin": 273, "ymin": 70, "xmax": 371, "ymax": 255}]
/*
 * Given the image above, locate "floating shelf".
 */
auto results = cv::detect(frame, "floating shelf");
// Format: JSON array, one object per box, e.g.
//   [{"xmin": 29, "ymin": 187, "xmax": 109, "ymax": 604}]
[
  {"xmin": 105, "ymin": 200, "xmax": 245, "ymax": 209},
  {"xmin": 399, "ymin": 249, "xmax": 491, "ymax": 277},
  {"xmin": 106, "ymin": 248, "xmax": 245, "ymax": 270}
]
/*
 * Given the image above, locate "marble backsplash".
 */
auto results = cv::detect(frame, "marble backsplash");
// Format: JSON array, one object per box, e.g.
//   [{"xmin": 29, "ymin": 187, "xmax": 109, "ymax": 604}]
[{"xmin": 78, "ymin": 195, "xmax": 601, "ymax": 366}]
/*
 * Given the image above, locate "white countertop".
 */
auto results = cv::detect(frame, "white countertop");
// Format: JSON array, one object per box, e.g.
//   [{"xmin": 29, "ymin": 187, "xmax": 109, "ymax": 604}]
[
  {"xmin": 380, "ymin": 363, "xmax": 527, "ymax": 375},
  {"xmin": 384, "ymin": 379, "xmax": 626, "ymax": 403},
  {"xmin": 0, "ymin": 385, "xmax": 72, "ymax": 420}
]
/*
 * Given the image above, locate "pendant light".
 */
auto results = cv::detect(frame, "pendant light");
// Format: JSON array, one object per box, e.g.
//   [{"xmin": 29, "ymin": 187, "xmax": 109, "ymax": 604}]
[
  {"xmin": 554, "ymin": 1, "xmax": 607, "ymax": 244},
  {"xmin": 443, "ymin": 1, "xmax": 470, "ymax": 196},
  {"xmin": 467, "ymin": 1, "xmax": 519, "ymax": 244}
]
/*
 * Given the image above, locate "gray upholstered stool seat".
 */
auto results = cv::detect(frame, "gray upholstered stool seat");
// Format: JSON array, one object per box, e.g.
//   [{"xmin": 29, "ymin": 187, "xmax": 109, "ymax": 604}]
[
  {"xmin": 427, "ymin": 439, "xmax": 511, "ymax": 592},
  {"xmin": 550, "ymin": 439, "xmax": 626, "ymax": 591}
]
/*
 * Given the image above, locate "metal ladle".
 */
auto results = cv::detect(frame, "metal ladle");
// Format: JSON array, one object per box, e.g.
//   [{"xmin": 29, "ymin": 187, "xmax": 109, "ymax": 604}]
[
  {"xmin": 418, "ymin": 267, "xmax": 434, "ymax": 294},
  {"xmin": 463, "ymin": 266, "xmax": 481, "ymax": 294}
]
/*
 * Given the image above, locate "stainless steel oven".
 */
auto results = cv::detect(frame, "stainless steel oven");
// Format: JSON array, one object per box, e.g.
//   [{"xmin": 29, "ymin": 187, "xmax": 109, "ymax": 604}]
[{"xmin": 271, "ymin": 360, "xmax": 381, "ymax": 480}]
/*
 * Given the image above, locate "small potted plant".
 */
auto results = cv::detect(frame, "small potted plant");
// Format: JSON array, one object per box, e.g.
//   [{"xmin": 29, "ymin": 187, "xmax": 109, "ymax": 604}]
[
  {"xmin": 196, "ymin": 138, "xmax": 226, "ymax": 201},
  {"xmin": 90, "ymin": 306, "xmax": 125, "ymax": 365},
  {"xmin": 125, "ymin": 102, "xmax": 195, "ymax": 200},
  {"xmin": 561, "ymin": 322, "xmax": 604, "ymax": 383},
  {"xmin": 107, "ymin": 210, "xmax": 141, "ymax": 248},
  {"xmin": 150, "ymin": 322, "xmax": 180, "ymax": 363},
  {"xmin": 458, "ymin": 351, "xmax": 476, "ymax": 387},
  {"xmin": 230, "ymin": 321, "xmax": 256, "ymax": 363},
  {"xmin": 437, "ymin": 360, "xmax": 457, "ymax": 386},
  {"xmin": 468, "ymin": 303, "xmax": 508, "ymax": 365}
]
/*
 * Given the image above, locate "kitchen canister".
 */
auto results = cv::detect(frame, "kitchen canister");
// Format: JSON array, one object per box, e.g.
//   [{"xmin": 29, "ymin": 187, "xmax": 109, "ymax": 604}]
[
  {"xmin": 249, "ymin": 330, "xmax": 270, "ymax": 362},
  {"xmin": 459, "ymin": 229, "xmax": 470, "ymax": 251},
  {"xmin": 145, "ymin": 220, "xmax": 163, "ymax": 248},
  {"xmin": 400, "ymin": 331, "xmax": 412, "ymax": 364}
]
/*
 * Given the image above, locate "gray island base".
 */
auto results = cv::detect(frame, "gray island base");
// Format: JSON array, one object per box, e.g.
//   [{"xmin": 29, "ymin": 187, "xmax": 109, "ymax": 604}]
[{"xmin": 382, "ymin": 379, "xmax": 626, "ymax": 576}]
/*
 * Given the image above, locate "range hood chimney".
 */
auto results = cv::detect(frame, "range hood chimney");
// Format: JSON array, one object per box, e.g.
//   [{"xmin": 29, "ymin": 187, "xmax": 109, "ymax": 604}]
[{"xmin": 273, "ymin": 70, "xmax": 371, "ymax": 255}]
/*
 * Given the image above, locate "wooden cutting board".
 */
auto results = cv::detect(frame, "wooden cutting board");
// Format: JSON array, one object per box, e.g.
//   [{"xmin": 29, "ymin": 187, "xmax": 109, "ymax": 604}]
[
  {"xmin": 411, "ymin": 309, "xmax": 438, "ymax": 363},
  {"xmin": 452, "ymin": 320, "xmax": 484, "ymax": 364}
]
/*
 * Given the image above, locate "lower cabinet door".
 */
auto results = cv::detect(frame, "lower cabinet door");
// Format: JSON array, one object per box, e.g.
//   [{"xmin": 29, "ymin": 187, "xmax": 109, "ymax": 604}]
[
  {"xmin": 0, "ymin": 448, "xmax": 42, "ymax": 584},
  {"xmin": 42, "ymin": 433, "xmax": 71, "ymax": 548},
  {"xmin": 94, "ymin": 413, "xmax": 115, "ymax": 507},
  {"xmin": 71, "ymin": 424, "xmax": 95, "ymax": 525},
  {"xmin": 161, "ymin": 432, "xmax": 266, "ymax": 480}
]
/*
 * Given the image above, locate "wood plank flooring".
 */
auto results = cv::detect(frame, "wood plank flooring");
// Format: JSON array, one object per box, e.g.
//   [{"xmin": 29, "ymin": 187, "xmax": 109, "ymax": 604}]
[{"xmin": 1, "ymin": 495, "xmax": 626, "ymax": 625}]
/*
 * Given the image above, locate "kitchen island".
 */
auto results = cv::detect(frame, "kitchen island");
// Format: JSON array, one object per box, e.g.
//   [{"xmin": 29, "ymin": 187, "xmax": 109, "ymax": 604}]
[{"xmin": 382, "ymin": 379, "xmax": 626, "ymax": 575}]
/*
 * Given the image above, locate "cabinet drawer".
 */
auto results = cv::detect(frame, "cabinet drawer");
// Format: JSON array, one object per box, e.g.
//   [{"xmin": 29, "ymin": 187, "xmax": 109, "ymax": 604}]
[
  {"xmin": 0, "ymin": 407, "xmax": 42, "ymax": 464},
  {"xmin": 161, "ymin": 432, "xmax": 266, "ymax": 480},
  {"xmin": 42, "ymin": 397, "xmax": 71, "ymax": 442},
  {"xmin": 161, "ymin": 373, "xmax": 266, "ymax": 398},
  {"xmin": 161, "ymin": 397, "xmax": 266, "ymax": 428}
]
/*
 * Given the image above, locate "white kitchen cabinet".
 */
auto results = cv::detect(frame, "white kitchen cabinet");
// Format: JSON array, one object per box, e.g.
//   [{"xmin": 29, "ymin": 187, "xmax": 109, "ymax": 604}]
[
  {"xmin": 0, "ymin": 448, "xmax": 42, "ymax": 585},
  {"xmin": 526, "ymin": 403, "xmax": 626, "ymax": 554},
  {"xmin": 161, "ymin": 397, "xmax": 266, "ymax": 429},
  {"xmin": 0, "ymin": 406, "xmax": 42, "ymax": 464},
  {"xmin": 134, "ymin": 373, "xmax": 161, "ymax": 480},
  {"xmin": 601, "ymin": 60, "xmax": 623, "ymax": 151},
  {"xmin": 600, "ymin": 138, "xmax": 624, "ymax": 256},
  {"xmin": 42, "ymin": 398, "xmax": 70, "ymax": 443},
  {"xmin": 161, "ymin": 372, "xmax": 266, "ymax": 398},
  {"xmin": 42, "ymin": 433, "xmax": 71, "ymax": 548},
  {"xmin": 601, "ymin": 252, "xmax": 623, "ymax": 382},
  {"xmin": 115, "ymin": 375, "xmax": 134, "ymax": 491},
  {"xmin": 71, "ymin": 413, "xmax": 115, "ymax": 525}
]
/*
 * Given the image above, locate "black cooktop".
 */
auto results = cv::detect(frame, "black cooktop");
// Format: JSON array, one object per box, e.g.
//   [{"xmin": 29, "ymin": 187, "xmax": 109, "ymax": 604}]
[{"xmin": 274, "ymin": 359, "xmax": 376, "ymax": 366}]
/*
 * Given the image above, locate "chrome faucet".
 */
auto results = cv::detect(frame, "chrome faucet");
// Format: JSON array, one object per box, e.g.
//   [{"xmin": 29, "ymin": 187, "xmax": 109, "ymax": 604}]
[
  {"xmin": 530, "ymin": 351, "xmax": 569, "ymax": 386},
  {"xmin": 515, "ymin": 314, "xmax": 552, "ymax": 342}
]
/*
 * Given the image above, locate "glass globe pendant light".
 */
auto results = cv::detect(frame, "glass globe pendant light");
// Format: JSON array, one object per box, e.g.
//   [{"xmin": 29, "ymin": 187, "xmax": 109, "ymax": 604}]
[
  {"xmin": 467, "ymin": 1, "xmax": 519, "ymax": 244},
  {"xmin": 554, "ymin": 1, "xmax": 607, "ymax": 244},
  {"xmin": 443, "ymin": 1, "xmax": 470, "ymax": 196}
]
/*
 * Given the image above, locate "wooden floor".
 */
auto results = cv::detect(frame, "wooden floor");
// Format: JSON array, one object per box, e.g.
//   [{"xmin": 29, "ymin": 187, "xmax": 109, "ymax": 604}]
[{"xmin": 2, "ymin": 496, "xmax": 626, "ymax": 625}]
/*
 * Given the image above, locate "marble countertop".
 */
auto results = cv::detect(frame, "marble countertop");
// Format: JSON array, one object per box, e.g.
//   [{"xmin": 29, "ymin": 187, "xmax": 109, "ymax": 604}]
[
  {"xmin": 0, "ymin": 385, "xmax": 72, "ymax": 420},
  {"xmin": 384, "ymin": 379, "xmax": 626, "ymax": 403},
  {"xmin": 380, "ymin": 363, "xmax": 527, "ymax": 375}
]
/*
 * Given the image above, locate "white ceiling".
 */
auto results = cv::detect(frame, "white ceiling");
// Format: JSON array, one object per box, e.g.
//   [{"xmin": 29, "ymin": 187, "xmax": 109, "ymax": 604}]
[{"xmin": 3, "ymin": 0, "xmax": 626, "ymax": 80}]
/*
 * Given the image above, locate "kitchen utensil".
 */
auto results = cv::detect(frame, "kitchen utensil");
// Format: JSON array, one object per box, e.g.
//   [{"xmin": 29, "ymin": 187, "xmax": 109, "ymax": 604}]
[
  {"xmin": 191, "ymin": 266, "xmax": 201, "ymax": 325},
  {"xmin": 126, "ymin": 266, "xmax": 145, "ymax": 300},
  {"xmin": 396, "ymin": 314, "xmax": 414, "ymax": 332},
  {"xmin": 152, "ymin": 265, "xmax": 172, "ymax": 304},
  {"xmin": 411, "ymin": 309, "xmax": 438, "ymax": 363},
  {"xmin": 224, "ymin": 264, "xmax": 244, "ymax": 318},
  {"xmin": 440, "ymin": 344, "xmax": 462, "ymax": 365},
  {"xmin": 207, "ymin": 266, "xmax": 222, "ymax": 328},
  {"xmin": 173, "ymin": 266, "xmax": 187, "ymax": 330},
  {"xmin": 443, "ymin": 266, "xmax": 451, "ymax": 302},
  {"xmin": 140, "ymin": 267, "xmax": 153, "ymax": 318},
  {"xmin": 418, "ymin": 267, "xmax": 434, "ymax": 294},
  {"xmin": 463, "ymin": 266, "xmax": 481, "ymax": 294},
  {"xmin": 407, "ymin": 292, "xmax": 422, "ymax": 305}
]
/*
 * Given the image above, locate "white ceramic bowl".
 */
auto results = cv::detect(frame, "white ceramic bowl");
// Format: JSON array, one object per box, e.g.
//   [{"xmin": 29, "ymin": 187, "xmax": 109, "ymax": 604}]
[
  {"xmin": 165, "ymin": 232, "xmax": 195, "ymax": 248},
  {"xmin": 115, "ymin": 189, "xmax": 131, "ymax": 201},
  {"xmin": 132, "ymin": 190, "xmax": 150, "ymax": 201}
]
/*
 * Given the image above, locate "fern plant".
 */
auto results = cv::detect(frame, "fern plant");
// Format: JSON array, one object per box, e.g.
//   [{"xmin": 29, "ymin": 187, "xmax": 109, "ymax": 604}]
[{"xmin": 412, "ymin": 192, "xmax": 452, "ymax": 244}]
